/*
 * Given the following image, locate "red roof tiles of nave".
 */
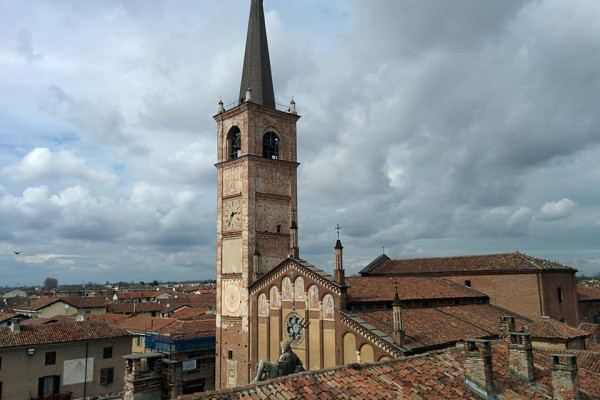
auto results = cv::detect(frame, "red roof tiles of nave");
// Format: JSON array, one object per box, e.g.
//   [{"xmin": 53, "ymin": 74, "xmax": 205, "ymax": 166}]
[
  {"xmin": 576, "ymin": 284, "xmax": 600, "ymax": 301},
  {"xmin": 367, "ymin": 252, "xmax": 574, "ymax": 276},
  {"xmin": 185, "ymin": 343, "xmax": 600, "ymax": 400},
  {"xmin": 346, "ymin": 276, "xmax": 487, "ymax": 303},
  {"xmin": 528, "ymin": 317, "xmax": 589, "ymax": 340},
  {"xmin": 353, "ymin": 303, "xmax": 528, "ymax": 350},
  {"xmin": 0, "ymin": 320, "xmax": 130, "ymax": 348}
]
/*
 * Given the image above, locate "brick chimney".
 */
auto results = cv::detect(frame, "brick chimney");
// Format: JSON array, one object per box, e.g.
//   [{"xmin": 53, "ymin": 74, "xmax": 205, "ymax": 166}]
[
  {"xmin": 334, "ymin": 239, "xmax": 345, "ymax": 285},
  {"xmin": 508, "ymin": 332, "xmax": 534, "ymax": 382},
  {"xmin": 499, "ymin": 315, "xmax": 516, "ymax": 338},
  {"xmin": 464, "ymin": 339, "xmax": 496, "ymax": 398},
  {"xmin": 550, "ymin": 355, "xmax": 580, "ymax": 400},
  {"xmin": 290, "ymin": 220, "xmax": 299, "ymax": 258},
  {"xmin": 392, "ymin": 286, "xmax": 404, "ymax": 346}
]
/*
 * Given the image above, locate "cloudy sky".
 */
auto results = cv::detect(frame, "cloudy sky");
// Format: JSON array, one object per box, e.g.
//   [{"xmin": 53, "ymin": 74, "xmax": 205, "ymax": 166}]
[{"xmin": 1, "ymin": 0, "xmax": 599, "ymax": 286}]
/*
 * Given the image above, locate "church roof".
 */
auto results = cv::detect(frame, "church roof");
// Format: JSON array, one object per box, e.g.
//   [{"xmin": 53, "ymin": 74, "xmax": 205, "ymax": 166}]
[
  {"xmin": 181, "ymin": 343, "xmax": 600, "ymax": 399},
  {"xmin": 353, "ymin": 304, "xmax": 530, "ymax": 352},
  {"xmin": 345, "ymin": 276, "xmax": 487, "ymax": 303},
  {"xmin": 239, "ymin": 0, "xmax": 275, "ymax": 109},
  {"xmin": 360, "ymin": 252, "xmax": 576, "ymax": 276}
]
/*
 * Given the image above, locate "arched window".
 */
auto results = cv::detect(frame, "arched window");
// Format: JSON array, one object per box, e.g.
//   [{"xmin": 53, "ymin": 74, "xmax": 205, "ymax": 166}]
[
  {"xmin": 228, "ymin": 127, "xmax": 241, "ymax": 160},
  {"xmin": 263, "ymin": 132, "xmax": 279, "ymax": 159}
]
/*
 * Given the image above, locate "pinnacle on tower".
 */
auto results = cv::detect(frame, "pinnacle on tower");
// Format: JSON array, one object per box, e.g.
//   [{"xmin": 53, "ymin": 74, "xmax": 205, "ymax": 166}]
[{"xmin": 239, "ymin": 0, "xmax": 276, "ymax": 109}]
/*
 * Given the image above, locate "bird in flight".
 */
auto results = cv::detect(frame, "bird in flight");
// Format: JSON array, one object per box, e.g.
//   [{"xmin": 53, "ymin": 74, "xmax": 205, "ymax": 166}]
[{"xmin": 14, "ymin": 251, "xmax": 21, "ymax": 255}]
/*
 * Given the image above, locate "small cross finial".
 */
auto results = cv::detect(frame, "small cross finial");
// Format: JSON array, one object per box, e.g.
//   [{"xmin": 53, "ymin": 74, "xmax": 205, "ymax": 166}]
[
  {"xmin": 335, "ymin": 224, "xmax": 342, "ymax": 239},
  {"xmin": 394, "ymin": 279, "xmax": 398, "ymax": 293},
  {"xmin": 383, "ymin": 246, "xmax": 385, "ymax": 255}
]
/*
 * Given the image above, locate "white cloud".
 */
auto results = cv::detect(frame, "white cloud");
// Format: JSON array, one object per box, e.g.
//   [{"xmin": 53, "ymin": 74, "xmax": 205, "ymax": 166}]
[
  {"xmin": 2, "ymin": 148, "xmax": 118, "ymax": 185},
  {"xmin": 537, "ymin": 199, "xmax": 577, "ymax": 221}
]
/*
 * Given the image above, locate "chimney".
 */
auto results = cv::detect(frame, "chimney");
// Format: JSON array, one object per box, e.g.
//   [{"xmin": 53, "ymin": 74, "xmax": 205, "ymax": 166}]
[
  {"xmin": 289, "ymin": 221, "xmax": 299, "ymax": 258},
  {"xmin": 392, "ymin": 285, "xmax": 404, "ymax": 346},
  {"xmin": 464, "ymin": 339, "xmax": 496, "ymax": 398},
  {"xmin": 499, "ymin": 315, "xmax": 516, "ymax": 338},
  {"xmin": 334, "ymin": 239, "xmax": 345, "ymax": 284},
  {"xmin": 252, "ymin": 248, "xmax": 261, "ymax": 282},
  {"xmin": 508, "ymin": 332, "xmax": 534, "ymax": 382},
  {"xmin": 550, "ymin": 355, "xmax": 580, "ymax": 400},
  {"xmin": 10, "ymin": 318, "xmax": 21, "ymax": 333}
]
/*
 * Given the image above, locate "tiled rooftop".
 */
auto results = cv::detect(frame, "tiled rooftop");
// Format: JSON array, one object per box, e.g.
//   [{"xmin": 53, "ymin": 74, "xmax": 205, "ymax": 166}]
[
  {"xmin": 0, "ymin": 320, "xmax": 130, "ymax": 348},
  {"xmin": 363, "ymin": 252, "xmax": 575, "ymax": 276},
  {"xmin": 577, "ymin": 285, "xmax": 600, "ymax": 301},
  {"xmin": 181, "ymin": 343, "xmax": 598, "ymax": 400},
  {"xmin": 346, "ymin": 276, "xmax": 487, "ymax": 303},
  {"xmin": 109, "ymin": 302, "xmax": 163, "ymax": 313},
  {"xmin": 528, "ymin": 317, "xmax": 589, "ymax": 340},
  {"xmin": 12, "ymin": 296, "xmax": 62, "ymax": 311},
  {"xmin": 116, "ymin": 316, "xmax": 176, "ymax": 333},
  {"xmin": 354, "ymin": 304, "xmax": 529, "ymax": 351}
]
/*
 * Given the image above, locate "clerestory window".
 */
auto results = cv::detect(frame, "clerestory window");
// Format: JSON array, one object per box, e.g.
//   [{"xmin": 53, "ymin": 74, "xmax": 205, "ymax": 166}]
[{"xmin": 263, "ymin": 132, "xmax": 279, "ymax": 159}]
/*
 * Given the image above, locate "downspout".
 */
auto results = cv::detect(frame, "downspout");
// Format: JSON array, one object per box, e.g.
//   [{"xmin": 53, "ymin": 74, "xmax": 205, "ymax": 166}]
[{"xmin": 83, "ymin": 341, "xmax": 89, "ymax": 399}]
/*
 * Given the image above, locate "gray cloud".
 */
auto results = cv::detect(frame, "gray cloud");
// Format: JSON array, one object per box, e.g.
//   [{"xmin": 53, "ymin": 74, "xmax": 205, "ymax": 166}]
[{"xmin": 0, "ymin": 0, "xmax": 599, "ymax": 284}]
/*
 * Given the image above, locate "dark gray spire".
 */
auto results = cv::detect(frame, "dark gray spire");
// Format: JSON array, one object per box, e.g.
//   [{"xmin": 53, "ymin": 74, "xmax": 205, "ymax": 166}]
[{"xmin": 239, "ymin": 0, "xmax": 275, "ymax": 109}]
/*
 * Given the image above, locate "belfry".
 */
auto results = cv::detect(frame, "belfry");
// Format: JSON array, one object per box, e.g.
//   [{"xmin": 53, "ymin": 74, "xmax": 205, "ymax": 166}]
[{"xmin": 214, "ymin": 0, "xmax": 300, "ymax": 388}]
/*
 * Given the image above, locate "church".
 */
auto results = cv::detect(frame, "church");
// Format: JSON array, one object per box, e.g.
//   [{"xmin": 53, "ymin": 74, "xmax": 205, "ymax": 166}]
[{"xmin": 212, "ymin": 0, "xmax": 580, "ymax": 391}]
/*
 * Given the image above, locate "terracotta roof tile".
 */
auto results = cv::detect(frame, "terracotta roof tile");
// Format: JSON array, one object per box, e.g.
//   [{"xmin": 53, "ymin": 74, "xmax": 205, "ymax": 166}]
[
  {"xmin": 0, "ymin": 320, "xmax": 130, "ymax": 348},
  {"xmin": 364, "ymin": 252, "xmax": 575, "ymax": 276},
  {"xmin": 346, "ymin": 276, "xmax": 487, "ymax": 303},
  {"xmin": 577, "ymin": 285, "xmax": 600, "ymax": 301},
  {"xmin": 528, "ymin": 317, "xmax": 589, "ymax": 340},
  {"xmin": 109, "ymin": 302, "xmax": 163, "ymax": 313},
  {"xmin": 183, "ymin": 343, "xmax": 598, "ymax": 399},
  {"xmin": 116, "ymin": 316, "xmax": 176, "ymax": 333}
]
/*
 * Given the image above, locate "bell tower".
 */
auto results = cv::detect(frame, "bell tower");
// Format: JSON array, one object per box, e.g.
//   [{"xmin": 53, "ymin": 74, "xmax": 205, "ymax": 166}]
[{"xmin": 213, "ymin": 0, "xmax": 300, "ymax": 388}]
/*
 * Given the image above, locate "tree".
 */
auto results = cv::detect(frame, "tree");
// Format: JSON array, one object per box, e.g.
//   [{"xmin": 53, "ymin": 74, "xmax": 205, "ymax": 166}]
[{"xmin": 43, "ymin": 277, "xmax": 58, "ymax": 289}]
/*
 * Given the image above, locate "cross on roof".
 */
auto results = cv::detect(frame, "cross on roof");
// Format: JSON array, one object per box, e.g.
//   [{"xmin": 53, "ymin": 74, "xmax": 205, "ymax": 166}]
[{"xmin": 335, "ymin": 224, "xmax": 342, "ymax": 239}]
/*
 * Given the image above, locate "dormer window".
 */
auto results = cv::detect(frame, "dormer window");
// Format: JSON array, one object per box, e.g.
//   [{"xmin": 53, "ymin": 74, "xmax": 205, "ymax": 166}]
[
  {"xmin": 228, "ymin": 127, "xmax": 242, "ymax": 160},
  {"xmin": 263, "ymin": 132, "xmax": 279, "ymax": 159}
]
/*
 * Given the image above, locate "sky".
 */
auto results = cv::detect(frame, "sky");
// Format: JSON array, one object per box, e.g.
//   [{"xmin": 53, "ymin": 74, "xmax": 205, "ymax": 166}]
[{"xmin": 1, "ymin": 0, "xmax": 600, "ymax": 286}]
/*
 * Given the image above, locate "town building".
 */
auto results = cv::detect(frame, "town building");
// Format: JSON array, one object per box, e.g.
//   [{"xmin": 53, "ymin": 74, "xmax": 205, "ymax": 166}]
[
  {"xmin": 0, "ymin": 319, "xmax": 130, "ymax": 399},
  {"xmin": 359, "ymin": 252, "xmax": 580, "ymax": 326}
]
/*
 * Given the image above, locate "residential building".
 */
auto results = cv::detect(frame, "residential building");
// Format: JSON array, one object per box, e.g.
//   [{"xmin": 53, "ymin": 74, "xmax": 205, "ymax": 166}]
[{"xmin": 0, "ymin": 319, "xmax": 131, "ymax": 399}]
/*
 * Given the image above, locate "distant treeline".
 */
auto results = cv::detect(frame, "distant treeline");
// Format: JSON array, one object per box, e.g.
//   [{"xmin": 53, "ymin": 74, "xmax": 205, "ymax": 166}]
[{"xmin": 576, "ymin": 272, "xmax": 600, "ymax": 282}]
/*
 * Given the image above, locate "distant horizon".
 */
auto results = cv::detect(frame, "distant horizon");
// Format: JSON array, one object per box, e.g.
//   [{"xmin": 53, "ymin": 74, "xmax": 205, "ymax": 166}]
[{"xmin": 2, "ymin": 1, "xmax": 600, "ymax": 285}]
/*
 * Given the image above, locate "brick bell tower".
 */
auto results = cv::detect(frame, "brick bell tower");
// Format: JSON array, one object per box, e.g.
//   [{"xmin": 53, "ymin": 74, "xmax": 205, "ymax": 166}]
[{"xmin": 213, "ymin": 0, "xmax": 300, "ymax": 388}]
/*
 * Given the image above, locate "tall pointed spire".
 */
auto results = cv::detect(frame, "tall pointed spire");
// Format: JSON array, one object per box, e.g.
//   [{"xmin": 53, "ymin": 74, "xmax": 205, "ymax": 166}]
[{"xmin": 239, "ymin": 0, "xmax": 276, "ymax": 109}]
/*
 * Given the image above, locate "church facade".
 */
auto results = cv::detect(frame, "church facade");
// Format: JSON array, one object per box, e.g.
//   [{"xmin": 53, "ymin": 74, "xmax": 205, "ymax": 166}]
[{"xmin": 212, "ymin": 0, "xmax": 572, "ymax": 391}]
